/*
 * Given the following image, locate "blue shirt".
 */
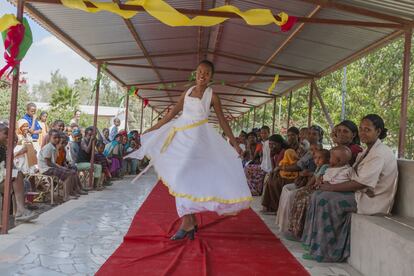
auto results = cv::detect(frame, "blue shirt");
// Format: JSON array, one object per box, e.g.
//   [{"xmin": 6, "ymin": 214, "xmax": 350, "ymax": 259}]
[
  {"xmin": 109, "ymin": 125, "xmax": 118, "ymax": 141},
  {"xmin": 23, "ymin": 114, "xmax": 42, "ymax": 140}
]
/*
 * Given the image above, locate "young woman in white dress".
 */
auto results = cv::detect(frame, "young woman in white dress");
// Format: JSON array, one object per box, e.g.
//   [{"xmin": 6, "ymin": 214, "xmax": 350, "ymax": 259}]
[{"xmin": 129, "ymin": 60, "xmax": 252, "ymax": 240}]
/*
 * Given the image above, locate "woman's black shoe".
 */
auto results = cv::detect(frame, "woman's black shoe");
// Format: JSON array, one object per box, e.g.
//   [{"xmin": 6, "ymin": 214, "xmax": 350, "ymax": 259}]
[{"xmin": 170, "ymin": 228, "xmax": 195, "ymax": 240}]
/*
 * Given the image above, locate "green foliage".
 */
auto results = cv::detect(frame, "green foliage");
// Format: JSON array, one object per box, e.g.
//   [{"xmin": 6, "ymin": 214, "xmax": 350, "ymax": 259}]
[
  {"xmin": 32, "ymin": 70, "xmax": 68, "ymax": 101},
  {"xmin": 0, "ymin": 80, "xmax": 29, "ymax": 121}
]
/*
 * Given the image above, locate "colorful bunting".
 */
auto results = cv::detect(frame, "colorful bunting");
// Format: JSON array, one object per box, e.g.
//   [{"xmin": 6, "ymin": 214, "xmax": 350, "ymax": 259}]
[
  {"xmin": 242, "ymin": 98, "xmax": 247, "ymax": 104},
  {"xmin": 143, "ymin": 98, "xmax": 149, "ymax": 108},
  {"xmin": 60, "ymin": 0, "xmax": 296, "ymax": 31},
  {"xmin": 0, "ymin": 16, "xmax": 32, "ymax": 79}
]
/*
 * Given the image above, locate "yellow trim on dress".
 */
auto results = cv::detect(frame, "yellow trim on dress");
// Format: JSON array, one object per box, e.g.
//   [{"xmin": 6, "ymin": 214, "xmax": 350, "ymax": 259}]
[
  {"xmin": 160, "ymin": 118, "xmax": 208, "ymax": 153},
  {"xmin": 158, "ymin": 175, "xmax": 253, "ymax": 204},
  {"xmin": 143, "ymin": 119, "xmax": 253, "ymax": 204}
]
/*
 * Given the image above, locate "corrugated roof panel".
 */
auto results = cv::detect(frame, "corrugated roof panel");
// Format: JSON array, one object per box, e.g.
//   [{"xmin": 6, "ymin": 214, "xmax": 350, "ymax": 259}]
[{"xmin": 343, "ymin": 0, "xmax": 414, "ymax": 20}]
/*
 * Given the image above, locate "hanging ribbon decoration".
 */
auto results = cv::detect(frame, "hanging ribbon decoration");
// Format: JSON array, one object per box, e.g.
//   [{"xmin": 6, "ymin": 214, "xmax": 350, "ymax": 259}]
[
  {"xmin": 143, "ymin": 98, "xmax": 149, "ymax": 108},
  {"xmin": 242, "ymin": 98, "xmax": 247, "ymax": 104},
  {"xmin": 60, "ymin": 0, "xmax": 297, "ymax": 31},
  {"xmin": 0, "ymin": 15, "xmax": 33, "ymax": 79},
  {"xmin": 267, "ymin": 74, "xmax": 279, "ymax": 94}
]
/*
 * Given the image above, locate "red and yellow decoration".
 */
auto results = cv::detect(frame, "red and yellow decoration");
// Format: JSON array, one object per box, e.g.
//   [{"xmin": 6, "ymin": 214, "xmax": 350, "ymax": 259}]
[
  {"xmin": 0, "ymin": 14, "xmax": 33, "ymax": 79},
  {"xmin": 60, "ymin": 0, "xmax": 297, "ymax": 31}
]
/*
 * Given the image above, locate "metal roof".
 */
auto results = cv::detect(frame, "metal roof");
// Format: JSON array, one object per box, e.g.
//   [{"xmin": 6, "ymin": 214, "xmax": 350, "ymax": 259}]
[{"xmin": 8, "ymin": 0, "xmax": 414, "ymax": 122}]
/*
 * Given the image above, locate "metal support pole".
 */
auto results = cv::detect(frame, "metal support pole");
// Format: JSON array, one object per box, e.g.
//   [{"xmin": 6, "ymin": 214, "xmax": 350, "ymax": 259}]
[
  {"xmin": 240, "ymin": 114, "xmax": 244, "ymax": 130},
  {"xmin": 139, "ymin": 98, "xmax": 144, "ymax": 133},
  {"xmin": 398, "ymin": 29, "xmax": 412, "ymax": 158},
  {"xmin": 252, "ymin": 107, "xmax": 256, "ymax": 129},
  {"xmin": 124, "ymin": 87, "xmax": 130, "ymax": 131},
  {"xmin": 272, "ymin": 98, "xmax": 276, "ymax": 134},
  {"xmin": 278, "ymin": 98, "xmax": 282, "ymax": 128},
  {"xmin": 150, "ymin": 108, "xmax": 154, "ymax": 127},
  {"xmin": 312, "ymin": 81, "xmax": 334, "ymax": 131},
  {"xmin": 1, "ymin": 0, "xmax": 24, "ymax": 234},
  {"xmin": 88, "ymin": 63, "xmax": 101, "ymax": 189},
  {"xmin": 262, "ymin": 104, "xmax": 266, "ymax": 127},
  {"xmin": 246, "ymin": 111, "xmax": 250, "ymax": 130},
  {"xmin": 287, "ymin": 92, "xmax": 292, "ymax": 129},
  {"xmin": 307, "ymin": 83, "xmax": 313, "ymax": 127},
  {"xmin": 341, "ymin": 67, "xmax": 347, "ymax": 121}
]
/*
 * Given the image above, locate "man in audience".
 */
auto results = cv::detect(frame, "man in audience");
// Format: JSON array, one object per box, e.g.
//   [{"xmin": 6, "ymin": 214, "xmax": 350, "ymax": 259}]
[{"xmin": 38, "ymin": 129, "xmax": 81, "ymax": 201}]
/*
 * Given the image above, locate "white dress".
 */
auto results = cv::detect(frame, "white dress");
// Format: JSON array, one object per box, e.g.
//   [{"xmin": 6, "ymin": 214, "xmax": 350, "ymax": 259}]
[{"xmin": 128, "ymin": 86, "xmax": 252, "ymax": 217}]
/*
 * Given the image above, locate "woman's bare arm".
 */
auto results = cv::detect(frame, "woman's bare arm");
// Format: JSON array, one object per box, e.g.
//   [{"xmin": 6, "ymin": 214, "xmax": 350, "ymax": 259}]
[
  {"xmin": 319, "ymin": 180, "xmax": 367, "ymax": 192},
  {"xmin": 143, "ymin": 92, "xmax": 186, "ymax": 134}
]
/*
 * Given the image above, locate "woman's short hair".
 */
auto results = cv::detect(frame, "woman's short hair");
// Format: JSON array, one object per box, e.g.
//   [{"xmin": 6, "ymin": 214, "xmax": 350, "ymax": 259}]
[{"xmin": 198, "ymin": 60, "xmax": 215, "ymax": 75}]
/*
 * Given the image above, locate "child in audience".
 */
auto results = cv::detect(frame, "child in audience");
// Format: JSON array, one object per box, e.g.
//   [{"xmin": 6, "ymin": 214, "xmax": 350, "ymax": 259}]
[
  {"xmin": 280, "ymin": 149, "xmax": 330, "ymax": 236},
  {"xmin": 321, "ymin": 145, "xmax": 353, "ymax": 185},
  {"xmin": 95, "ymin": 141, "xmax": 112, "ymax": 186},
  {"xmin": 41, "ymin": 120, "xmax": 65, "ymax": 148},
  {"xmin": 38, "ymin": 129, "xmax": 84, "ymax": 201},
  {"xmin": 287, "ymin": 148, "xmax": 330, "ymax": 239}
]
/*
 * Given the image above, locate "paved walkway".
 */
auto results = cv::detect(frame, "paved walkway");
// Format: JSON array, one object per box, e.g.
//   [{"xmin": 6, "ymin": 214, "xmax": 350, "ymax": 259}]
[{"xmin": 0, "ymin": 170, "xmax": 362, "ymax": 276}]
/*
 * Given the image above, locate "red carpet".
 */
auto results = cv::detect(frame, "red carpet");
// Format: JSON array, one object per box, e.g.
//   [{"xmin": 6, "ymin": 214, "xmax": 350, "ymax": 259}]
[{"xmin": 97, "ymin": 181, "xmax": 309, "ymax": 276}]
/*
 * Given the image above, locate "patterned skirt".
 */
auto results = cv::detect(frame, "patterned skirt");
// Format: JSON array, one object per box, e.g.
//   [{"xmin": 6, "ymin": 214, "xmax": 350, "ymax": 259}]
[
  {"xmin": 288, "ymin": 185, "xmax": 316, "ymax": 239},
  {"xmin": 301, "ymin": 191, "xmax": 357, "ymax": 262},
  {"xmin": 245, "ymin": 164, "xmax": 267, "ymax": 196}
]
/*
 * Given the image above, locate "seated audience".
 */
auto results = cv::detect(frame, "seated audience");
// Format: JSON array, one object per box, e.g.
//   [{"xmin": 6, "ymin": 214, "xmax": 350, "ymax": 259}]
[
  {"xmin": 302, "ymin": 114, "xmax": 398, "ymax": 262},
  {"xmin": 245, "ymin": 126, "xmax": 271, "ymax": 196},
  {"xmin": 37, "ymin": 129, "xmax": 83, "ymax": 201}
]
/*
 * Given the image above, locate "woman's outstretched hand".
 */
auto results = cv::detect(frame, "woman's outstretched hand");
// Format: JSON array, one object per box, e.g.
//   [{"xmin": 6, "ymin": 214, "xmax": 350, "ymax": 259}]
[{"xmin": 234, "ymin": 144, "xmax": 243, "ymax": 157}]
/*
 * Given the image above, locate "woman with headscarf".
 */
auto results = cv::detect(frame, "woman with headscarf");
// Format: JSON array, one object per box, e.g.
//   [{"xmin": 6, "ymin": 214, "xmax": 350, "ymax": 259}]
[
  {"xmin": 261, "ymin": 134, "xmax": 290, "ymax": 212},
  {"xmin": 14, "ymin": 119, "xmax": 37, "ymax": 174}
]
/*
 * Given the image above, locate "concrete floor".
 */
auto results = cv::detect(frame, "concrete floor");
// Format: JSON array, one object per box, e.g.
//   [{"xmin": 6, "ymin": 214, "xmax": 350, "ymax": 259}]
[{"xmin": 0, "ymin": 169, "xmax": 362, "ymax": 276}]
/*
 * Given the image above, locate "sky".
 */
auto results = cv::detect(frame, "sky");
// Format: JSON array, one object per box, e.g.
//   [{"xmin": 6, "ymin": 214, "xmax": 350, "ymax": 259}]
[{"xmin": 0, "ymin": 1, "xmax": 96, "ymax": 90}]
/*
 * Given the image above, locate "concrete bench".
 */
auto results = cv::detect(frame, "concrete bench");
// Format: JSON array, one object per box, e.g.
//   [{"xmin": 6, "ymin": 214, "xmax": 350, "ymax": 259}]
[{"xmin": 349, "ymin": 159, "xmax": 414, "ymax": 276}]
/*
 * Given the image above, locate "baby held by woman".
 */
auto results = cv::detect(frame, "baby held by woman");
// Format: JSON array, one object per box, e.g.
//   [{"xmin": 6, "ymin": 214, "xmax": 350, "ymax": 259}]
[{"xmin": 320, "ymin": 145, "xmax": 353, "ymax": 186}]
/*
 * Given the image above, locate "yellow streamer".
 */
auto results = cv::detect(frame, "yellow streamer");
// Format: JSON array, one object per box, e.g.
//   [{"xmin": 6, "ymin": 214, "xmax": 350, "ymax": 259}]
[
  {"xmin": 267, "ymin": 74, "xmax": 279, "ymax": 94},
  {"xmin": 60, "ymin": 0, "xmax": 289, "ymax": 28},
  {"xmin": 0, "ymin": 14, "xmax": 20, "ymax": 32},
  {"xmin": 160, "ymin": 119, "xmax": 208, "ymax": 153}
]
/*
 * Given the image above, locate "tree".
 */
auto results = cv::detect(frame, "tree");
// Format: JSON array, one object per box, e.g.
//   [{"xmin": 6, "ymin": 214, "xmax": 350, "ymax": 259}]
[
  {"xmin": 0, "ymin": 78, "xmax": 30, "ymax": 121},
  {"xmin": 31, "ymin": 70, "xmax": 68, "ymax": 101}
]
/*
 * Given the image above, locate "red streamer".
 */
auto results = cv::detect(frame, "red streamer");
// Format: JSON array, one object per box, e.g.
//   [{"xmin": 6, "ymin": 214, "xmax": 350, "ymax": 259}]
[
  {"xmin": 281, "ymin": 16, "xmax": 297, "ymax": 32},
  {"xmin": 242, "ymin": 98, "xmax": 247, "ymax": 104},
  {"xmin": 0, "ymin": 23, "xmax": 25, "ymax": 79},
  {"xmin": 143, "ymin": 98, "xmax": 149, "ymax": 108}
]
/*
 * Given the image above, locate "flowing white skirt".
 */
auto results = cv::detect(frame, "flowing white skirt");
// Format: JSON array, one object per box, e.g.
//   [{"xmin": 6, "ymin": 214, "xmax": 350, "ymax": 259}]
[{"xmin": 132, "ymin": 117, "xmax": 252, "ymax": 217}]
